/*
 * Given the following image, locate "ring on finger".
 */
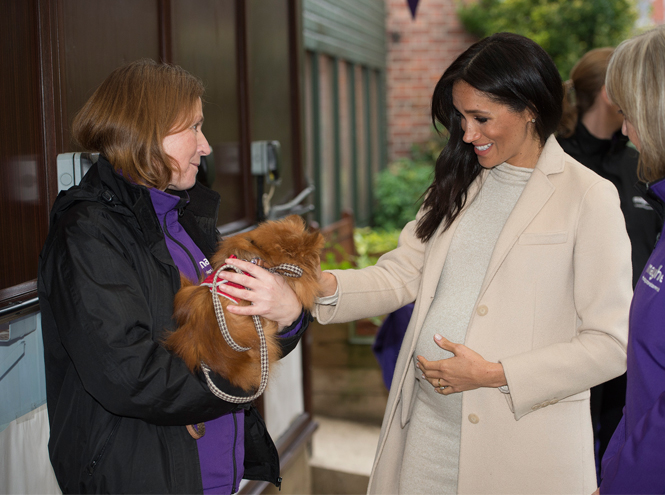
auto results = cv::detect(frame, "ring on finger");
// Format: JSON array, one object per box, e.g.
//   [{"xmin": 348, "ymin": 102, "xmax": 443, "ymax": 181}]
[{"xmin": 437, "ymin": 378, "xmax": 442, "ymax": 388}]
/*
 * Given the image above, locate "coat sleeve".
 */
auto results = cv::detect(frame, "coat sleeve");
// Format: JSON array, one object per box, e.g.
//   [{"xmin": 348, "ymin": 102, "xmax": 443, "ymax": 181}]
[
  {"xmin": 313, "ymin": 216, "xmax": 426, "ymax": 324},
  {"xmin": 39, "ymin": 205, "xmax": 277, "ymax": 426},
  {"xmin": 599, "ymin": 393, "xmax": 665, "ymax": 493},
  {"xmin": 499, "ymin": 180, "xmax": 631, "ymax": 420}
]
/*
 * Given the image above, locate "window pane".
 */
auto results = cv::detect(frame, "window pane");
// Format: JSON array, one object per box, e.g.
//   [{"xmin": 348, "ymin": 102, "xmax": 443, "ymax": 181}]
[
  {"xmin": 171, "ymin": 0, "xmax": 245, "ymax": 226},
  {"xmin": 247, "ymin": 0, "xmax": 295, "ymax": 211}
]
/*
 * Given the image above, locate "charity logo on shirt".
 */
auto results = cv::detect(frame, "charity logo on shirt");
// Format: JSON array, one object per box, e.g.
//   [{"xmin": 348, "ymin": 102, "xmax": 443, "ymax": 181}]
[
  {"xmin": 642, "ymin": 264, "xmax": 663, "ymax": 292},
  {"xmin": 199, "ymin": 257, "xmax": 213, "ymax": 277}
]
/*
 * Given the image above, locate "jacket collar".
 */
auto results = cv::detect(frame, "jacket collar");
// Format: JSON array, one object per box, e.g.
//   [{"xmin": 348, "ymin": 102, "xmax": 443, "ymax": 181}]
[
  {"xmin": 643, "ymin": 176, "xmax": 665, "ymax": 221},
  {"xmin": 571, "ymin": 121, "xmax": 629, "ymax": 157},
  {"xmin": 477, "ymin": 135, "xmax": 563, "ymax": 298},
  {"xmin": 647, "ymin": 176, "xmax": 665, "ymax": 203},
  {"xmin": 532, "ymin": 134, "xmax": 567, "ymax": 176}
]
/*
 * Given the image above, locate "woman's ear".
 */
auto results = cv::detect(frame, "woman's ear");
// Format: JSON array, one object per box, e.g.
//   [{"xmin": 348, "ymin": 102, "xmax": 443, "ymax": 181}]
[{"xmin": 599, "ymin": 85, "xmax": 613, "ymax": 106}]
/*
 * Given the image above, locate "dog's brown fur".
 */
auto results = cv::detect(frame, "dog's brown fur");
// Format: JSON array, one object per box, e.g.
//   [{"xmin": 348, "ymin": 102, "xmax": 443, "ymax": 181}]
[{"xmin": 164, "ymin": 215, "xmax": 324, "ymax": 392}]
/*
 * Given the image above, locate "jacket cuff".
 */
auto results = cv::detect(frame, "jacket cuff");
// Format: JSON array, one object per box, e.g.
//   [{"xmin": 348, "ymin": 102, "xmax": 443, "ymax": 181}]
[{"xmin": 277, "ymin": 309, "xmax": 309, "ymax": 338}]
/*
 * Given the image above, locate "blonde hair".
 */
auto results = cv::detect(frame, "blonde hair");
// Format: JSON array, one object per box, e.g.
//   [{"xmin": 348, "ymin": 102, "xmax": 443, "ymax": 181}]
[
  {"xmin": 73, "ymin": 59, "xmax": 205, "ymax": 189},
  {"xmin": 558, "ymin": 47, "xmax": 614, "ymax": 138},
  {"xmin": 606, "ymin": 26, "xmax": 665, "ymax": 182}
]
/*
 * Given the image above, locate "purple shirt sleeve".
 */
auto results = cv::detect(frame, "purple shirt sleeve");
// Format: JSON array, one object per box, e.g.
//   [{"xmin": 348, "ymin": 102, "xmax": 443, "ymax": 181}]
[{"xmin": 277, "ymin": 310, "xmax": 306, "ymax": 339}]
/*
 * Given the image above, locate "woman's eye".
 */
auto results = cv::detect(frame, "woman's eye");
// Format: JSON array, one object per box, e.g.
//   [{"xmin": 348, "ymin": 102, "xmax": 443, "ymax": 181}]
[{"xmin": 475, "ymin": 117, "xmax": 488, "ymax": 124}]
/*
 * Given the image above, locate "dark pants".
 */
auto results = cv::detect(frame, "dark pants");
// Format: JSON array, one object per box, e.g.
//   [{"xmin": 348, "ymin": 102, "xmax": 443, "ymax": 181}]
[{"xmin": 590, "ymin": 373, "xmax": 627, "ymax": 482}]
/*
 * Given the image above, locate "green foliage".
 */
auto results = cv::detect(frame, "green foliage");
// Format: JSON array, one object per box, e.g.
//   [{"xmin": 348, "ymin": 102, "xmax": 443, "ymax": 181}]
[
  {"xmin": 457, "ymin": 0, "xmax": 638, "ymax": 79},
  {"xmin": 319, "ymin": 228, "xmax": 401, "ymax": 271},
  {"xmin": 354, "ymin": 227, "xmax": 401, "ymax": 268},
  {"xmin": 319, "ymin": 245, "xmax": 355, "ymax": 271},
  {"xmin": 372, "ymin": 160, "xmax": 433, "ymax": 231},
  {"xmin": 373, "ymin": 130, "xmax": 447, "ymax": 231}
]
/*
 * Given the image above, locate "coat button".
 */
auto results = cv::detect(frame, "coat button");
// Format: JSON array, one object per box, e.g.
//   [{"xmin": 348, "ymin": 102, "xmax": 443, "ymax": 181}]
[
  {"xmin": 476, "ymin": 305, "xmax": 488, "ymax": 316},
  {"xmin": 531, "ymin": 404, "xmax": 541, "ymax": 411},
  {"xmin": 468, "ymin": 413, "xmax": 480, "ymax": 424}
]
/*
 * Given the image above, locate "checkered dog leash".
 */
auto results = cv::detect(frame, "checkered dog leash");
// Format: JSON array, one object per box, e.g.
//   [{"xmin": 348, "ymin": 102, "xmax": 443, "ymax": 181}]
[{"xmin": 201, "ymin": 258, "xmax": 303, "ymax": 403}]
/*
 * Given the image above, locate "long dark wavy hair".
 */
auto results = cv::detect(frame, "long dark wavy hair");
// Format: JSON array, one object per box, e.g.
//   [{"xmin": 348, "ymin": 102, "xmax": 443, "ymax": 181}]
[{"xmin": 415, "ymin": 32, "xmax": 563, "ymax": 242}]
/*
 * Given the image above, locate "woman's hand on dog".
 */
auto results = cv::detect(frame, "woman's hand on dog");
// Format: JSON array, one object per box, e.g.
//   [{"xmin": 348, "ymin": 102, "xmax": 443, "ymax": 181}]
[{"xmin": 217, "ymin": 258, "xmax": 302, "ymax": 329}]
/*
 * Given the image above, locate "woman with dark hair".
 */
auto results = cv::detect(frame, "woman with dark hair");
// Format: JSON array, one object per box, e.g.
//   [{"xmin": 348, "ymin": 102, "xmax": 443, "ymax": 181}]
[
  {"xmin": 597, "ymin": 25, "xmax": 665, "ymax": 494},
  {"xmin": 315, "ymin": 33, "xmax": 631, "ymax": 493},
  {"xmin": 38, "ymin": 59, "xmax": 307, "ymax": 494}
]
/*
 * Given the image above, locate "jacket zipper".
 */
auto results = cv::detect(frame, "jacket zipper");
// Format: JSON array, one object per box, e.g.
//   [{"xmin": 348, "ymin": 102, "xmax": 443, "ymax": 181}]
[
  {"xmin": 87, "ymin": 417, "xmax": 122, "ymax": 475},
  {"xmin": 232, "ymin": 411, "xmax": 239, "ymax": 492},
  {"xmin": 162, "ymin": 215, "xmax": 201, "ymax": 280}
]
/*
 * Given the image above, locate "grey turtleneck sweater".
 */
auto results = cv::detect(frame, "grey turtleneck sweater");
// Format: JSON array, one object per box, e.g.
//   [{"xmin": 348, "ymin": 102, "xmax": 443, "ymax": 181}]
[{"xmin": 399, "ymin": 162, "xmax": 533, "ymax": 494}]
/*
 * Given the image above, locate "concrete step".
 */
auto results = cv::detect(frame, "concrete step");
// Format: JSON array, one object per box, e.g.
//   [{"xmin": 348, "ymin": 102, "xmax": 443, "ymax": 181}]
[{"xmin": 310, "ymin": 416, "xmax": 381, "ymax": 495}]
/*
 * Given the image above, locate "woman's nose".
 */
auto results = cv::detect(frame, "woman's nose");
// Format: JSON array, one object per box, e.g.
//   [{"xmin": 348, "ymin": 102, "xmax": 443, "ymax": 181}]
[
  {"xmin": 198, "ymin": 131, "xmax": 211, "ymax": 156},
  {"xmin": 462, "ymin": 121, "xmax": 478, "ymax": 143}
]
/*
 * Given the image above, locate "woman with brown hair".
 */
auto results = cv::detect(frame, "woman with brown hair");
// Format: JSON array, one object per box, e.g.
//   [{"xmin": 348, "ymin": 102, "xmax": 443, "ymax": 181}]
[
  {"xmin": 559, "ymin": 47, "xmax": 659, "ymax": 288},
  {"xmin": 38, "ymin": 59, "xmax": 307, "ymax": 494},
  {"xmin": 557, "ymin": 47, "xmax": 660, "ymax": 474}
]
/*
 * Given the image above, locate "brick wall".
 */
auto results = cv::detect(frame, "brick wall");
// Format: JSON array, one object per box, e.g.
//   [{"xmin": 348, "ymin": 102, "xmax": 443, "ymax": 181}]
[{"xmin": 385, "ymin": 0, "xmax": 476, "ymax": 161}]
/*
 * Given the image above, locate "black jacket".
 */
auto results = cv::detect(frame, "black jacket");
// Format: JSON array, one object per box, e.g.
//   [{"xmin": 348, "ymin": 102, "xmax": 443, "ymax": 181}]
[
  {"xmin": 558, "ymin": 122, "xmax": 661, "ymax": 287},
  {"xmin": 38, "ymin": 157, "xmax": 305, "ymax": 493}
]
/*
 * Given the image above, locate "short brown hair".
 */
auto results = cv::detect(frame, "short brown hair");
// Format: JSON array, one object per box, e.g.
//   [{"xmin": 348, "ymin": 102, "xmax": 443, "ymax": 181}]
[
  {"xmin": 607, "ymin": 26, "xmax": 665, "ymax": 182},
  {"xmin": 73, "ymin": 59, "xmax": 205, "ymax": 189}
]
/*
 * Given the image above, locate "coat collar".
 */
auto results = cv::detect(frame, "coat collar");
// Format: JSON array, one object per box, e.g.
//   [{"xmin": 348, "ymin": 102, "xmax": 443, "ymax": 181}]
[
  {"xmin": 422, "ymin": 135, "xmax": 563, "ymax": 300},
  {"xmin": 478, "ymin": 135, "xmax": 563, "ymax": 300},
  {"xmin": 410, "ymin": 136, "xmax": 562, "ymax": 352}
]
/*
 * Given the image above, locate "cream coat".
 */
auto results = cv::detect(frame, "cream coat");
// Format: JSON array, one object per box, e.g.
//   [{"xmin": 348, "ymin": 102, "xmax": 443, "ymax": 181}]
[{"xmin": 315, "ymin": 137, "xmax": 632, "ymax": 494}]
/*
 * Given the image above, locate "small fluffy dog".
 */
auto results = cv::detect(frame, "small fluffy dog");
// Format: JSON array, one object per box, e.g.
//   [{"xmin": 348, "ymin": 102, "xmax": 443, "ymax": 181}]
[{"xmin": 165, "ymin": 215, "xmax": 324, "ymax": 392}]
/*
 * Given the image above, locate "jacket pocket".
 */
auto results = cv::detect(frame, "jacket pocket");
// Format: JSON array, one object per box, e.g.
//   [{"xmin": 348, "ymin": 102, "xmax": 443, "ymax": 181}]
[
  {"xmin": 87, "ymin": 416, "xmax": 122, "ymax": 476},
  {"xmin": 518, "ymin": 232, "xmax": 568, "ymax": 245}
]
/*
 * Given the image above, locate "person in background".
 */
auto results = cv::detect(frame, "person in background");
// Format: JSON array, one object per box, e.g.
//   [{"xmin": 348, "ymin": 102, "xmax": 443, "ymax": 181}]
[
  {"xmin": 557, "ymin": 47, "xmax": 661, "ymax": 475},
  {"xmin": 315, "ymin": 32, "xmax": 632, "ymax": 494},
  {"xmin": 38, "ymin": 59, "xmax": 308, "ymax": 494},
  {"xmin": 597, "ymin": 25, "xmax": 665, "ymax": 494}
]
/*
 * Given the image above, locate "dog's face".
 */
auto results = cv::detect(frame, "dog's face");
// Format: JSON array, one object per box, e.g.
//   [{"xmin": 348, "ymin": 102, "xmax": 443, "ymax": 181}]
[{"xmin": 210, "ymin": 214, "xmax": 325, "ymax": 309}]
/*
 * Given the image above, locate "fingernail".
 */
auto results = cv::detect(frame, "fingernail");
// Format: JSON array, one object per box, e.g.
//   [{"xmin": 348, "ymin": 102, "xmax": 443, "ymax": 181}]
[
  {"xmin": 421, "ymin": 373, "xmax": 425, "ymax": 379},
  {"xmin": 434, "ymin": 334, "xmax": 442, "ymax": 341}
]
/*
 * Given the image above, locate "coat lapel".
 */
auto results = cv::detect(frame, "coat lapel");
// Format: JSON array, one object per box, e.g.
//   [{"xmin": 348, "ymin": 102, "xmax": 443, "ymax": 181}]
[{"xmin": 477, "ymin": 136, "xmax": 564, "ymax": 300}]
